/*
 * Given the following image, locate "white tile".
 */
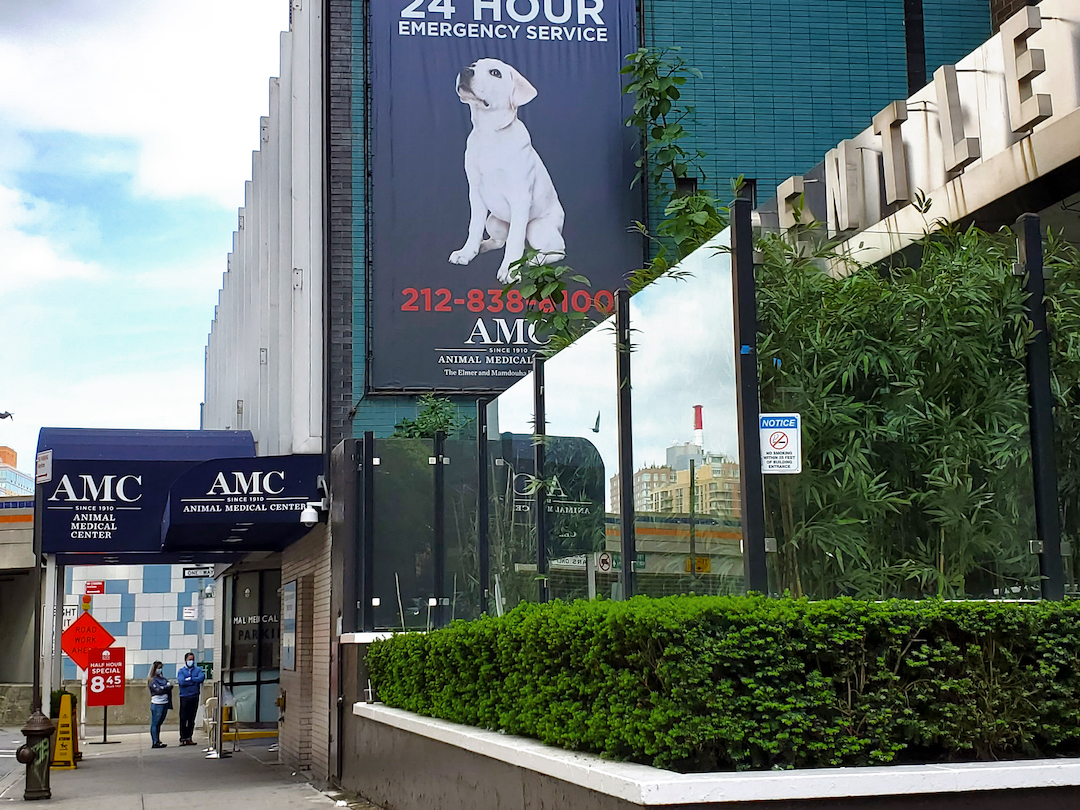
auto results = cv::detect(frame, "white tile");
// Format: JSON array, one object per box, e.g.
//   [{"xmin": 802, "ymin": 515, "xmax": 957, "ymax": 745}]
[
  {"xmin": 127, "ymin": 621, "xmax": 142, "ymax": 640},
  {"xmin": 134, "ymin": 606, "xmax": 154, "ymax": 622},
  {"xmin": 163, "ymin": 593, "xmax": 178, "ymax": 607},
  {"xmin": 128, "ymin": 579, "xmax": 143, "ymax": 594},
  {"xmin": 170, "ymin": 621, "xmax": 185, "ymax": 636}
]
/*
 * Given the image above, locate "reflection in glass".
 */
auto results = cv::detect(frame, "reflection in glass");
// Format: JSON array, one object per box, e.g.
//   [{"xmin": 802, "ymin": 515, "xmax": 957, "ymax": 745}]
[
  {"xmin": 627, "ymin": 230, "xmax": 744, "ymax": 597},
  {"xmin": 542, "ymin": 313, "xmax": 619, "ymax": 600},
  {"xmin": 445, "ymin": 439, "xmax": 481, "ymax": 622},
  {"xmin": 372, "ymin": 439, "xmax": 435, "ymax": 630}
]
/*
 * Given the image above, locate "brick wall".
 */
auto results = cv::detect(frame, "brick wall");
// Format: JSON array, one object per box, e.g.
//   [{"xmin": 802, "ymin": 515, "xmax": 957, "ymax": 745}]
[
  {"xmin": 279, "ymin": 525, "xmax": 332, "ymax": 779},
  {"xmin": 990, "ymin": 0, "xmax": 1032, "ymax": 31},
  {"xmin": 328, "ymin": 0, "xmax": 354, "ymax": 451}
]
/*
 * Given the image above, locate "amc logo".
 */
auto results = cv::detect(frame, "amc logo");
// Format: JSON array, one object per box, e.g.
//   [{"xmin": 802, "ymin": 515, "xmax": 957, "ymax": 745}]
[
  {"xmin": 207, "ymin": 471, "xmax": 286, "ymax": 497},
  {"xmin": 49, "ymin": 475, "xmax": 143, "ymax": 503}
]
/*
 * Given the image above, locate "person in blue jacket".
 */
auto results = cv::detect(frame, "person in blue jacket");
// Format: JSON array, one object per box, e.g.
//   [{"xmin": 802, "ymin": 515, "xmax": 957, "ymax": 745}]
[{"xmin": 177, "ymin": 653, "xmax": 206, "ymax": 746}]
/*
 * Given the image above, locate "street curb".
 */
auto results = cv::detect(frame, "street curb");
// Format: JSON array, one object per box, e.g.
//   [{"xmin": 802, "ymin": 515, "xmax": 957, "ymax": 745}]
[{"xmin": 0, "ymin": 764, "xmax": 24, "ymax": 801}]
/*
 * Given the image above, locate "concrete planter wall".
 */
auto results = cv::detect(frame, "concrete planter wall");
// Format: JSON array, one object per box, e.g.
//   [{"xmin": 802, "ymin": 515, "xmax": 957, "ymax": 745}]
[{"xmin": 342, "ymin": 703, "xmax": 1080, "ymax": 810}]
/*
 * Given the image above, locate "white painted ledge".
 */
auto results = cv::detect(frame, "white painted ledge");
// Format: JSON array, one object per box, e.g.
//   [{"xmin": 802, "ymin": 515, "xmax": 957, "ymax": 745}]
[
  {"xmin": 354, "ymin": 702, "xmax": 1080, "ymax": 805},
  {"xmin": 340, "ymin": 632, "xmax": 394, "ymax": 644}
]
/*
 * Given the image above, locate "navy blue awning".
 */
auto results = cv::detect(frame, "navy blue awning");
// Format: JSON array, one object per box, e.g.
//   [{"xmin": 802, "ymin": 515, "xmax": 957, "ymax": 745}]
[
  {"xmin": 161, "ymin": 454, "xmax": 324, "ymax": 553},
  {"xmin": 37, "ymin": 428, "xmax": 256, "ymax": 555}
]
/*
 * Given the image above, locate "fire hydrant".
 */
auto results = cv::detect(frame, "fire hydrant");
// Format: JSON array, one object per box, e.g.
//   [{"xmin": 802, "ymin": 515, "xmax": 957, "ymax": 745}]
[{"xmin": 17, "ymin": 709, "xmax": 56, "ymax": 801}]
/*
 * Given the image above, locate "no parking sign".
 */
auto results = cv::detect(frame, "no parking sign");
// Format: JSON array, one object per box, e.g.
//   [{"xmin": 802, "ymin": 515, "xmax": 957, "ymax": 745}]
[{"xmin": 760, "ymin": 414, "xmax": 802, "ymax": 474}]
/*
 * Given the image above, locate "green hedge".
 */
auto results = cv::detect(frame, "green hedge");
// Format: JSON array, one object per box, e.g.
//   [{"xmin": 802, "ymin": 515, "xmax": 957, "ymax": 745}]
[{"xmin": 366, "ymin": 596, "xmax": 1080, "ymax": 772}]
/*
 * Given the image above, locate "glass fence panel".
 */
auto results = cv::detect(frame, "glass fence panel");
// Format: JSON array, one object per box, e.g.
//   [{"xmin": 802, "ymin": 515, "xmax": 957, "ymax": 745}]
[
  {"xmin": 490, "ymin": 376, "xmax": 537, "ymax": 612},
  {"xmin": 372, "ymin": 438, "xmax": 436, "ymax": 630},
  {"xmin": 542, "ymin": 311, "xmax": 619, "ymax": 601},
  {"xmin": 444, "ymin": 438, "xmax": 481, "ymax": 622},
  {"xmin": 755, "ymin": 226, "xmax": 1038, "ymax": 599},
  {"xmin": 628, "ymin": 229, "xmax": 744, "ymax": 597}
]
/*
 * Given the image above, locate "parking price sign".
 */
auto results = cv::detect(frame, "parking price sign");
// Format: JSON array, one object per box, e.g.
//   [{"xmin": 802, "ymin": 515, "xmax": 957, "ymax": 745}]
[
  {"xmin": 760, "ymin": 413, "xmax": 802, "ymax": 474},
  {"xmin": 86, "ymin": 647, "xmax": 126, "ymax": 707}
]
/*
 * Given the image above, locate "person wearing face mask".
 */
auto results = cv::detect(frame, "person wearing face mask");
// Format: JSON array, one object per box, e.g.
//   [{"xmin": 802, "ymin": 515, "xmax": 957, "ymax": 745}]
[
  {"xmin": 148, "ymin": 661, "xmax": 173, "ymax": 749},
  {"xmin": 176, "ymin": 653, "xmax": 206, "ymax": 746}
]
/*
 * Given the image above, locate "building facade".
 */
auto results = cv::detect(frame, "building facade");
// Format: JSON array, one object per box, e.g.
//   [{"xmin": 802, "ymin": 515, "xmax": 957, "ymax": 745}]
[
  {"xmin": 198, "ymin": 0, "xmax": 1006, "ymax": 784},
  {"xmin": 0, "ymin": 447, "xmax": 33, "ymax": 496}
]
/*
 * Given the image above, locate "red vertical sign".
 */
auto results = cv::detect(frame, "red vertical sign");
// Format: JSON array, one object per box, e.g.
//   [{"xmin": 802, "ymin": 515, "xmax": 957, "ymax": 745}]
[{"xmin": 86, "ymin": 647, "xmax": 126, "ymax": 707}]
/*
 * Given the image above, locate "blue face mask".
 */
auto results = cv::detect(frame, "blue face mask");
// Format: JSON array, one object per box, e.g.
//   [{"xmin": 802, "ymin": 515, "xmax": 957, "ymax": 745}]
[{"xmin": 186, "ymin": 659, "xmax": 195, "ymax": 667}]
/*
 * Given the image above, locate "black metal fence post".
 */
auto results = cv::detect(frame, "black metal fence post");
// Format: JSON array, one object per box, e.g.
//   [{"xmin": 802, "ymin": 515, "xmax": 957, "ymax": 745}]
[
  {"xmin": 533, "ymin": 357, "xmax": 549, "ymax": 602},
  {"xmin": 1017, "ymin": 213, "xmax": 1065, "ymax": 600},
  {"xmin": 730, "ymin": 197, "xmax": 768, "ymax": 593},
  {"xmin": 434, "ymin": 430, "xmax": 448, "ymax": 624},
  {"xmin": 476, "ymin": 399, "xmax": 491, "ymax": 613},
  {"xmin": 616, "ymin": 289, "xmax": 636, "ymax": 599}
]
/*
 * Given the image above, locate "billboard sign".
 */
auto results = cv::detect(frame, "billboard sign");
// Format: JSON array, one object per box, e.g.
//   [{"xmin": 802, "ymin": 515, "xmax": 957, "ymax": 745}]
[{"xmin": 369, "ymin": 0, "xmax": 640, "ymax": 390}]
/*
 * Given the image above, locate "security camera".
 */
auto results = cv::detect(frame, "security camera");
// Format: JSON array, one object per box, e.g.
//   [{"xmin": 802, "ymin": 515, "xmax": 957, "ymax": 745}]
[{"xmin": 300, "ymin": 504, "xmax": 319, "ymax": 527}]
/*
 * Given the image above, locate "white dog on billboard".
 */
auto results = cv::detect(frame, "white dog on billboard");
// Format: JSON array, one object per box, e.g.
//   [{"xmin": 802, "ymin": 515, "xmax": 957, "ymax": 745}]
[{"xmin": 449, "ymin": 58, "xmax": 566, "ymax": 284}]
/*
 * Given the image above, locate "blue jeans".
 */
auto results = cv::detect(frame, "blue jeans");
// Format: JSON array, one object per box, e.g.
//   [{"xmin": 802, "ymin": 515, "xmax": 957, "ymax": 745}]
[{"xmin": 150, "ymin": 703, "xmax": 169, "ymax": 745}]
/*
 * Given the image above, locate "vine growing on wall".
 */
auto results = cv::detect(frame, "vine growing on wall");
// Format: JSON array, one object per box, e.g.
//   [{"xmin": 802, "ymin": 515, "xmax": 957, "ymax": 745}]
[{"xmin": 503, "ymin": 46, "xmax": 730, "ymax": 352}]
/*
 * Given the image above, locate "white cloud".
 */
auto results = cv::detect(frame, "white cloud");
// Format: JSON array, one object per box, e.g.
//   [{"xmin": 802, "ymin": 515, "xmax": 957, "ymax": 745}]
[
  {"xmin": 0, "ymin": 367, "xmax": 204, "ymax": 473},
  {"xmin": 0, "ymin": 183, "xmax": 101, "ymax": 290},
  {"xmin": 0, "ymin": 0, "xmax": 289, "ymax": 207}
]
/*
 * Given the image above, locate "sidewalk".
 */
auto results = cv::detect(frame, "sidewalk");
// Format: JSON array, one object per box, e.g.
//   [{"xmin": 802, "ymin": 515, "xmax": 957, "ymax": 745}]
[{"xmin": 0, "ymin": 729, "xmax": 379, "ymax": 809}]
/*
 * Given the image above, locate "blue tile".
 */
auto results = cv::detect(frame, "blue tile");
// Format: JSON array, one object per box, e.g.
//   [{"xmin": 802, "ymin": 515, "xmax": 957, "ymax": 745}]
[
  {"xmin": 121, "ymin": 593, "xmax": 136, "ymax": 623},
  {"xmin": 185, "ymin": 578, "xmax": 204, "ymax": 593},
  {"xmin": 141, "ymin": 620, "xmax": 171, "ymax": 650},
  {"xmin": 64, "ymin": 566, "xmax": 73, "ymax": 593},
  {"xmin": 101, "ymin": 621, "xmax": 126, "ymax": 638},
  {"xmin": 62, "ymin": 657, "xmax": 76, "ymax": 681},
  {"xmin": 205, "ymin": 620, "xmax": 214, "ymax": 635},
  {"xmin": 142, "ymin": 565, "xmax": 172, "ymax": 594},
  {"xmin": 162, "ymin": 664, "xmax": 177, "ymax": 679},
  {"xmin": 105, "ymin": 579, "xmax": 128, "ymax": 594},
  {"xmin": 133, "ymin": 663, "xmax": 150, "ymax": 680},
  {"xmin": 184, "ymin": 620, "xmax": 200, "ymax": 635}
]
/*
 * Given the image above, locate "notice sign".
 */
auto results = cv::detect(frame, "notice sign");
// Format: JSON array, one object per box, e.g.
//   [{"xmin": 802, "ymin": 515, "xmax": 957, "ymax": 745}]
[
  {"xmin": 86, "ymin": 647, "xmax": 125, "ymax": 707},
  {"xmin": 760, "ymin": 413, "xmax": 802, "ymax": 474}
]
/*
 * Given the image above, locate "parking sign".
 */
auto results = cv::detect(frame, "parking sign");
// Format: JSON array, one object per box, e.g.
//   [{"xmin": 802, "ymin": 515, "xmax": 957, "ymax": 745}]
[{"xmin": 86, "ymin": 647, "xmax": 126, "ymax": 707}]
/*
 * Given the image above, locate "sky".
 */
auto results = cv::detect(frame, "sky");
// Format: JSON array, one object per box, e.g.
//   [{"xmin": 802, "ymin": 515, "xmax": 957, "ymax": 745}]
[
  {"xmin": 0, "ymin": 0, "xmax": 289, "ymax": 471},
  {"xmin": 496, "ymin": 230, "xmax": 740, "ymax": 500}
]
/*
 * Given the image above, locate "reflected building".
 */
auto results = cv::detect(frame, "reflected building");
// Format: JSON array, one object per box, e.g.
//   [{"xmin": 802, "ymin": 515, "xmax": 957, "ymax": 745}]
[
  {"xmin": 648, "ymin": 456, "xmax": 741, "ymax": 520},
  {"xmin": 610, "ymin": 465, "xmax": 676, "ymax": 513}
]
